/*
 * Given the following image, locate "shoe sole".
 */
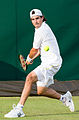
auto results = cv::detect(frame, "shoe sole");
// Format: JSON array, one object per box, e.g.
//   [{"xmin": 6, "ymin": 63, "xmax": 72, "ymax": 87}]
[{"xmin": 4, "ymin": 114, "xmax": 25, "ymax": 118}]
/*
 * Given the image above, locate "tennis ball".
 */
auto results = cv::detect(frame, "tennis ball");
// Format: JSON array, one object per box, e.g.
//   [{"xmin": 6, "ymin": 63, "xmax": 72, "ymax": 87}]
[{"xmin": 44, "ymin": 46, "xmax": 49, "ymax": 51}]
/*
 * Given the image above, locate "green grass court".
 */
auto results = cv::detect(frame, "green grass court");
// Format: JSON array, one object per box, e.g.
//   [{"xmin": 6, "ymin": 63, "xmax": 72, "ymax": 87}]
[{"xmin": 0, "ymin": 96, "xmax": 79, "ymax": 120}]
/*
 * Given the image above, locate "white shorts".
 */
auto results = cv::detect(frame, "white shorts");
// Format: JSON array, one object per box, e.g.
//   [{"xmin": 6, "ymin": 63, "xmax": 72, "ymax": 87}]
[{"xmin": 33, "ymin": 63, "xmax": 61, "ymax": 87}]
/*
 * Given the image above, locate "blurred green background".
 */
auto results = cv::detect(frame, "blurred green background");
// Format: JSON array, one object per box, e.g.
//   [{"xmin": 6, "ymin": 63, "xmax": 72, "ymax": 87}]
[{"xmin": 0, "ymin": 0, "xmax": 79, "ymax": 81}]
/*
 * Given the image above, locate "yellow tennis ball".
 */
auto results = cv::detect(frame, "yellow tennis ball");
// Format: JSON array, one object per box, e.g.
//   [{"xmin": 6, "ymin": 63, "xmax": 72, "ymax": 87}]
[{"xmin": 44, "ymin": 46, "xmax": 49, "ymax": 51}]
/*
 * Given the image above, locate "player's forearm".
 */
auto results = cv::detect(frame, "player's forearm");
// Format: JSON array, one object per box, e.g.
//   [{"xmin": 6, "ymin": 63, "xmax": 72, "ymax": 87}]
[
  {"xmin": 29, "ymin": 48, "xmax": 39, "ymax": 59},
  {"xmin": 26, "ymin": 48, "xmax": 40, "ymax": 64},
  {"xmin": 32, "ymin": 50, "xmax": 40, "ymax": 60}
]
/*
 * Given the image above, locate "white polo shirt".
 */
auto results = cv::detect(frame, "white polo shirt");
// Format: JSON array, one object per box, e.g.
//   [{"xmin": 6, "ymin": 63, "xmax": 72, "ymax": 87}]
[{"xmin": 33, "ymin": 22, "xmax": 62, "ymax": 66}]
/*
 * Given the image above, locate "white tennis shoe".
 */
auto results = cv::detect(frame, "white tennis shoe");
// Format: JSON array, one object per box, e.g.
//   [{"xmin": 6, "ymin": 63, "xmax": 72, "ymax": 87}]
[
  {"xmin": 63, "ymin": 91, "xmax": 75, "ymax": 112},
  {"xmin": 4, "ymin": 104, "xmax": 25, "ymax": 118}
]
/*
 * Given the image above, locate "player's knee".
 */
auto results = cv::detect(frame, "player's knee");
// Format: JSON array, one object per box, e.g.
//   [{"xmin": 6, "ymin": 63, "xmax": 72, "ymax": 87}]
[
  {"xmin": 26, "ymin": 75, "xmax": 33, "ymax": 84},
  {"xmin": 37, "ymin": 88, "xmax": 45, "ymax": 95},
  {"xmin": 25, "ymin": 72, "xmax": 36, "ymax": 84}
]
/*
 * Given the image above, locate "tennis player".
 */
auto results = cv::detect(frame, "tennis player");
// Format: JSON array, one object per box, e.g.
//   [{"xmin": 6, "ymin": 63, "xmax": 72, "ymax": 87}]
[{"xmin": 4, "ymin": 9, "xmax": 74, "ymax": 118}]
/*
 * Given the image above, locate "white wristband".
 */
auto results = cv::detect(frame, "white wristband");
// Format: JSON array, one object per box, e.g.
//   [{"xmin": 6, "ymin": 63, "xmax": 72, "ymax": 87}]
[{"xmin": 27, "ymin": 55, "xmax": 32, "ymax": 62}]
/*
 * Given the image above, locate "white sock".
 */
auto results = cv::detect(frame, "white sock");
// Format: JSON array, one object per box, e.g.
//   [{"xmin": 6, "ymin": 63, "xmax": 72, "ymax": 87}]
[
  {"xmin": 60, "ymin": 95, "xmax": 63, "ymax": 101},
  {"xmin": 60, "ymin": 95, "xmax": 65, "ymax": 101},
  {"xmin": 60, "ymin": 95, "xmax": 66, "ymax": 103},
  {"xmin": 17, "ymin": 103, "xmax": 24, "ymax": 109}
]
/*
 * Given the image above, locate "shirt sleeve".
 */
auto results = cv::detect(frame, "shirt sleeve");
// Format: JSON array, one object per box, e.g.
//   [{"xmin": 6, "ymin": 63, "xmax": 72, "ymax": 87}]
[{"xmin": 33, "ymin": 31, "xmax": 42, "ymax": 49}]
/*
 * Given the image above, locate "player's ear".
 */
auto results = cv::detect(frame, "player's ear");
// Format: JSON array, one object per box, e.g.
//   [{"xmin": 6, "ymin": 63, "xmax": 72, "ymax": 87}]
[{"xmin": 41, "ymin": 16, "xmax": 44, "ymax": 22}]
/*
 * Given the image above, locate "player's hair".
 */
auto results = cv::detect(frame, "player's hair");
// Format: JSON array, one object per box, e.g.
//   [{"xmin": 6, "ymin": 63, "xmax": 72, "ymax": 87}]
[{"xmin": 40, "ymin": 16, "xmax": 47, "ymax": 22}]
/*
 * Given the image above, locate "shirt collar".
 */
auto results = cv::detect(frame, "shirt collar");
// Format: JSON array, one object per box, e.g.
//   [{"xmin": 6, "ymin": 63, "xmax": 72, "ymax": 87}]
[{"xmin": 35, "ymin": 22, "xmax": 46, "ymax": 31}]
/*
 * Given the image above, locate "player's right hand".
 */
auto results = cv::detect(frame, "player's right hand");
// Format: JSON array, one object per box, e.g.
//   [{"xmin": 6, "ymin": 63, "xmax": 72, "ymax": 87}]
[{"xmin": 26, "ymin": 59, "xmax": 33, "ymax": 65}]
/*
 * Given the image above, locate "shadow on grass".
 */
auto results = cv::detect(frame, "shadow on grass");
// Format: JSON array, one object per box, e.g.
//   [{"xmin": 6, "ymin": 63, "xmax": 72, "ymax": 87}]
[{"xmin": 26, "ymin": 111, "xmax": 79, "ymax": 118}]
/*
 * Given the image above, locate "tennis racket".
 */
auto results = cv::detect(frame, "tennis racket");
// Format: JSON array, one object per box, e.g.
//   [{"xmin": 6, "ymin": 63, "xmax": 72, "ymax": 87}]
[{"xmin": 19, "ymin": 54, "xmax": 27, "ymax": 71}]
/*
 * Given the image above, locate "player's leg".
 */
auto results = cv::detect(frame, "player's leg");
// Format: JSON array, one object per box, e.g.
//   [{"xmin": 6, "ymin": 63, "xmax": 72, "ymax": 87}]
[
  {"xmin": 4, "ymin": 71, "xmax": 38, "ymax": 118},
  {"xmin": 19, "ymin": 71, "xmax": 38, "ymax": 105},
  {"xmin": 37, "ymin": 86, "xmax": 61, "ymax": 99},
  {"xmin": 36, "ymin": 64, "xmax": 74, "ymax": 112},
  {"xmin": 37, "ymin": 86, "xmax": 74, "ymax": 112}
]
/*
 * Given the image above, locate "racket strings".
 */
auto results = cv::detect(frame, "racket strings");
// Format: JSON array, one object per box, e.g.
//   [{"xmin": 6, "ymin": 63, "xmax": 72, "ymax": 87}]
[{"xmin": 19, "ymin": 55, "xmax": 26, "ymax": 71}]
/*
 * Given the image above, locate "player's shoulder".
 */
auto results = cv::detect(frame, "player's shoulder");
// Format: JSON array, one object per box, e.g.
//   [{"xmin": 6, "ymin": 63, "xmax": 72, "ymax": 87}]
[{"xmin": 35, "ymin": 22, "xmax": 50, "ymax": 35}]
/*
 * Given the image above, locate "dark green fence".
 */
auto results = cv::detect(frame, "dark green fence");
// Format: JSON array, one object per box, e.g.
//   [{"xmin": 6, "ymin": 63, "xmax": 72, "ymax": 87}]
[{"xmin": 0, "ymin": 0, "xmax": 79, "ymax": 81}]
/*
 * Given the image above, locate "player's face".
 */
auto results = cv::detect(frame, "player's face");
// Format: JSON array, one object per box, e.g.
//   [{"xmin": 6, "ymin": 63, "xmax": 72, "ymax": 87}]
[{"xmin": 31, "ymin": 16, "xmax": 44, "ymax": 29}]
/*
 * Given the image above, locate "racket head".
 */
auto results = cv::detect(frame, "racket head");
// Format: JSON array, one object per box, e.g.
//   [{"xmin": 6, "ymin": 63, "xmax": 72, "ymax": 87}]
[{"xmin": 19, "ymin": 54, "xmax": 27, "ymax": 71}]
